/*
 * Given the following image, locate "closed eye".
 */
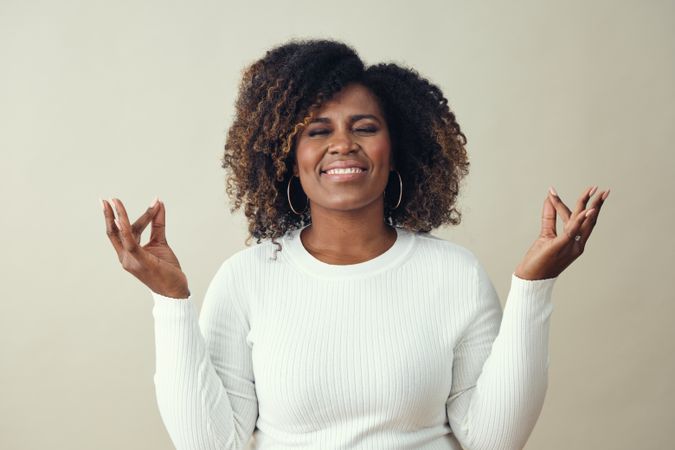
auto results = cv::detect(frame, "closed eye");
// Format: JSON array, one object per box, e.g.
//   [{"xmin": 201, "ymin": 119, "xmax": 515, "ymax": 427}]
[
  {"xmin": 357, "ymin": 127, "xmax": 377, "ymax": 133},
  {"xmin": 308, "ymin": 127, "xmax": 378, "ymax": 137},
  {"xmin": 308, "ymin": 130, "xmax": 328, "ymax": 137}
]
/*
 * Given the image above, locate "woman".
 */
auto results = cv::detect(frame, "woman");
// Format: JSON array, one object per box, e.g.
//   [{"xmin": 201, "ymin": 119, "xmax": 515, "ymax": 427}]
[{"xmin": 102, "ymin": 39, "xmax": 609, "ymax": 450}]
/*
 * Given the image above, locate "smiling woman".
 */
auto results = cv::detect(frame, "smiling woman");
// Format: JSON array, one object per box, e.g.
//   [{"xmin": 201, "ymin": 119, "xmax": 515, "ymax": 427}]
[
  {"xmin": 301, "ymin": 96, "xmax": 386, "ymax": 188},
  {"xmin": 291, "ymin": 82, "xmax": 397, "ymax": 260},
  {"xmin": 104, "ymin": 37, "xmax": 609, "ymax": 450},
  {"xmin": 220, "ymin": 38, "xmax": 470, "ymax": 255}
]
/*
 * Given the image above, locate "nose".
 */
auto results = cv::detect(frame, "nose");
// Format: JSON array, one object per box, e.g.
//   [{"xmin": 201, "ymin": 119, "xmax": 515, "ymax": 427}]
[{"xmin": 328, "ymin": 131, "xmax": 358, "ymax": 154}]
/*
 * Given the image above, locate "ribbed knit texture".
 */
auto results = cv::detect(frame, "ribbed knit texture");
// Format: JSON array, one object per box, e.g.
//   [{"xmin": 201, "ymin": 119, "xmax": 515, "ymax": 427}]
[{"xmin": 151, "ymin": 225, "xmax": 557, "ymax": 450}]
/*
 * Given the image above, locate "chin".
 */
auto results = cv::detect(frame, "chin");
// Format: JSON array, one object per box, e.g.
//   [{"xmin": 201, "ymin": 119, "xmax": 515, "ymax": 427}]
[{"xmin": 314, "ymin": 194, "xmax": 385, "ymax": 212}]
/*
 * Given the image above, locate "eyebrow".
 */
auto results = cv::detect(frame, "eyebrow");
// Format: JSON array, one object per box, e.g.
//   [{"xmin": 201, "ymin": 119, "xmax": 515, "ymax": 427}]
[{"xmin": 309, "ymin": 114, "xmax": 381, "ymax": 124}]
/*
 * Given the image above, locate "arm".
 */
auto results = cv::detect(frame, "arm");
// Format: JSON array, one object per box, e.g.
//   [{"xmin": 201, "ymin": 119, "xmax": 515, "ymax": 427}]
[
  {"xmin": 446, "ymin": 260, "xmax": 557, "ymax": 450},
  {"xmin": 151, "ymin": 259, "xmax": 258, "ymax": 450}
]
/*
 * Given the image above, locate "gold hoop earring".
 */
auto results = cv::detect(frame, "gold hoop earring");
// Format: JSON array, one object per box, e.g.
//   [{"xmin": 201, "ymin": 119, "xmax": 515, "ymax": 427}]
[
  {"xmin": 287, "ymin": 175, "xmax": 308, "ymax": 215},
  {"xmin": 384, "ymin": 169, "xmax": 403, "ymax": 210}
]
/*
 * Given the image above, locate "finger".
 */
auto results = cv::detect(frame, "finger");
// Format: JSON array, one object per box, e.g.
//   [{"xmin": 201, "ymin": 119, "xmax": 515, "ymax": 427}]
[
  {"xmin": 577, "ymin": 189, "xmax": 609, "ymax": 238},
  {"xmin": 110, "ymin": 198, "xmax": 138, "ymax": 252},
  {"xmin": 150, "ymin": 200, "xmax": 167, "ymax": 243},
  {"xmin": 548, "ymin": 187, "xmax": 572, "ymax": 223},
  {"xmin": 131, "ymin": 196, "xmax": 160, "ymax": 237},
  {"xmin": 102, "ymin": 199, "xmax": 124, "ymax": 255},
  {"xmin": 563, "ymin": 206, "xmax": 593, "ymax": 245},
  {"xmin": 576, "ymin": 209, "xmax": 596, "ymax": 247},
  {"xmin": 540, "ymin": 195, "xmax": 557, "ymax": 238},
  {"xmin": 588, "ymin": 188, "xmax": 608, "ymax": 223},
  {"xmin": 573, "ymin": 185, "xmax": 597, "ymax": 217}
]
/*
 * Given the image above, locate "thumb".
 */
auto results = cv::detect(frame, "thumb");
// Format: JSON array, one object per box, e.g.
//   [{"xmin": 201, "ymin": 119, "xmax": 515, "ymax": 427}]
[
  {"xmin": 150, "ymin": 200, "xmax": 167, "ymax": 243},
  {"xmin": 540, "ymin": 195, "xmax": 557, "ymax": 238}
]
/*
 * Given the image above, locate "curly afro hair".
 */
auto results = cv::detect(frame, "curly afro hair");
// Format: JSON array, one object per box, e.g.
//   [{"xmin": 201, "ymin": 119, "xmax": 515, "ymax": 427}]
[{"xmin": 221, "ymin": 38, "xmax": 470, "ymax": 251}]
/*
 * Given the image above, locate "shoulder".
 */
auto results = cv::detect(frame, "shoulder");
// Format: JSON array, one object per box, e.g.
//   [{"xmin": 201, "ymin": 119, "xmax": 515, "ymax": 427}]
[
  {"xmin": 215, "ymin": 236, "xmax": 284, "ymax": 274},
  {"xmin": 415, "ymin": 232, "xmax": 499, "ymax": 313},
  {"xmin": 413, "ymin": 230, "xmax": 480, "ymax": 270}
]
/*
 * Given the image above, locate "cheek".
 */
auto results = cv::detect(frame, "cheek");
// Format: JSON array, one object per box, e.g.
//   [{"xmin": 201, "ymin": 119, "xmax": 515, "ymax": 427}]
[
  {"xmin": 369, "ymin": 136, "xmax": 392, "ymax": 166},
  {"xmin": 294, "ymin": 144, "xmax": 318, "ymax": 173}
]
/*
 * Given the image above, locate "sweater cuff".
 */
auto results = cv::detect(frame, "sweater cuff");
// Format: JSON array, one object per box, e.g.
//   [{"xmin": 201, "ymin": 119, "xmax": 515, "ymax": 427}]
[
  {"xmin": 150, "ymin": 288, "xmax": 194, "ymax": 318},
  {"xmin": 511, "ymin": 272, "xmax": 558, "ymax": 293},
  {"xmin": 149, "ymin": 287, "xmax": 192, "ymax": 301},
  {"xmin": 505, "ymin": 272, "xmax": 557, "ymax": 319}
]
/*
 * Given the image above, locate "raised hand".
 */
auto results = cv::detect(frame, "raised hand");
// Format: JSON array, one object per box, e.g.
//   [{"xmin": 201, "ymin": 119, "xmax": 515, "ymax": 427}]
[
  {"xmin": 514, "ymin": 185, "xmax": 610, "ymax": 281},
  {"xmin": 102, "ymin": 197, "xmax": 191, "ymax": 299}
]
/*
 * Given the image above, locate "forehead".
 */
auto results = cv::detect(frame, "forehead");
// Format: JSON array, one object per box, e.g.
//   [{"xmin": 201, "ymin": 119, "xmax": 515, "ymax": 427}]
[{"xmin": 314, "ymin": 83, "xmax": 382, "ymax": 116}]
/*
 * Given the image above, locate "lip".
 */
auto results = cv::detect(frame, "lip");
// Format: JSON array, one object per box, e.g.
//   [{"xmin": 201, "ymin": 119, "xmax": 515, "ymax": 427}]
[
  {"xmin": 320, "ymin": 168, "xmax": 368, "ymax": 182},
  {"xmin": 321, "ymin": 160, "xmax": 369, "ymax": 172}
]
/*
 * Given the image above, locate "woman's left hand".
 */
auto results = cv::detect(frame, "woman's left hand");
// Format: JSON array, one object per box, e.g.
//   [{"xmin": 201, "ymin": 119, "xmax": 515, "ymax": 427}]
[{"xmin": 514, "ymin": 185, "xmax": 610, "ymax": 281}]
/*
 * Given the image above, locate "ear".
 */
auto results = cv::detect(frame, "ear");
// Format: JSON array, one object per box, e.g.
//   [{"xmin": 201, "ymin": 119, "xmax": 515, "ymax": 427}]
[{"xmin": 292, "ymin": 162, "xmax": 298, "ymax": 177}]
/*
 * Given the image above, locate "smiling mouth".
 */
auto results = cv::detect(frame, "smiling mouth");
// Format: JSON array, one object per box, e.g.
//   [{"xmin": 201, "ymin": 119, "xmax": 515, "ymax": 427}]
[
  {"xmin": 320, "ymin": 168, "xmax": 368, "ymax": 175},
  {"xmin": 319, "ymin": 168, "xmax": 369, "ymax": 181}
]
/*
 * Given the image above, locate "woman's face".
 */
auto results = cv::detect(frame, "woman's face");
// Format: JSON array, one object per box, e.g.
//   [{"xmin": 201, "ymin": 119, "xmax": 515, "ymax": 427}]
[{"xmin": 293, "ymin": 82, "xmax": 393, "ymax": 214}]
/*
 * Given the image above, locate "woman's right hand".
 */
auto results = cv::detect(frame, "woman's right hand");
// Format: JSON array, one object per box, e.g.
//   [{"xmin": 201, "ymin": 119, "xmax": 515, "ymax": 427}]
[{"xmin": 103, "ymin": 197, "xmax": 191, "ymax": 299}]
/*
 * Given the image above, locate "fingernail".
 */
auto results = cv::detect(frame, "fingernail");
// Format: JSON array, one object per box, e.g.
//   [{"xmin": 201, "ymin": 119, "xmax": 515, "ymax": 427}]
[
  {"xmin": 549, "ymin": 186, "xmax": 558, "ymax": 196},
  {"xmin": 99, "ymin": 198, "xmax": 105, "ymax": 211},
  {"xmin": 602, "ymin": 189, "xmax": 610, "ymax": 200},
  {"xmin": 150, "ymin": 196, "xmax": 159, "ymax": 208},
  {"xmin": 109, "ymin": 198, "xmax": 117, "ymax": 213},
  {"xmin": 589, "ymin": 185, "xmax": 598, "ymax": 197},
  {"xmin": 585, "ymin": 208, "xmax": 595, "ymax": 217}
]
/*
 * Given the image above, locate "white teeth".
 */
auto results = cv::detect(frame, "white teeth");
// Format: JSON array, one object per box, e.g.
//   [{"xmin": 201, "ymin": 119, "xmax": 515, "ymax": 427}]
[{"xmin": 324, "ymin": 167, "xmax": 365, "ymax": 174}]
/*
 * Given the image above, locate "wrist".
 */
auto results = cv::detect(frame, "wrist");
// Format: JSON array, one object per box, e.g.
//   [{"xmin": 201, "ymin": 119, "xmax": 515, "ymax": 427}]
[{"xmin": 152, "ymin": 287, "xmax": 191, "ymax": 299}]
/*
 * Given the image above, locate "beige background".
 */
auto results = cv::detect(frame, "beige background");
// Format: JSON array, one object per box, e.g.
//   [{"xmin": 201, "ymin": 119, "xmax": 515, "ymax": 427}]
[{"xmin": 1, "ymin": 0, "xmax": 673, "ymax": 448}]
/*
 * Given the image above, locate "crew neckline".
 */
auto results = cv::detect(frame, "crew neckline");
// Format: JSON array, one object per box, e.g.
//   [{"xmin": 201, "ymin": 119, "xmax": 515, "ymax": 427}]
[{"xmin": 281, "ymin": 224, "xmax": 416, "ymax": 279}]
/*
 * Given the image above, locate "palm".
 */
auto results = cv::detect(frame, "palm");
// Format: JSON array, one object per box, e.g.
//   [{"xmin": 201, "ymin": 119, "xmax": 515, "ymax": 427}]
[
  {"xmin": 514, "ymin": 186, "xmax": 610, "ymax": 280},
  {"xmin": 117, "ymin": 240, "xmax": 181, "ymax": 274},
  {"xmin": 103, "ymin": 197, "xmax": 190, "ymax": 298},
  {"xmin": 111, "ymin": 213, "xmax": 181, "ymax": 271},
  {"xmin": 516, "ymin": 237, "xmax": 573, "ymax": 280},
  {"xmin": 143, "ymin": 236, "xmax": 181, "ymax": 266}
]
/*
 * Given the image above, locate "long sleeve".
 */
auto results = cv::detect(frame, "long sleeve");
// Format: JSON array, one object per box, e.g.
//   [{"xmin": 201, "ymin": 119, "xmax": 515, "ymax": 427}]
[
  {"xmin": 151, "ymin": 259, "xmax": 258, "ymax": 450},
  {"xmin": 445, "ymin": 260, "xmax": 557, "ymax": 450}
]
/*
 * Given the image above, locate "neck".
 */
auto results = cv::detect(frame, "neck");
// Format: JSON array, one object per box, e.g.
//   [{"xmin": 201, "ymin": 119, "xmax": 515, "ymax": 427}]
[{"xmin": 300, "ymin": 198, "xmax": 396, "ymax": 265}]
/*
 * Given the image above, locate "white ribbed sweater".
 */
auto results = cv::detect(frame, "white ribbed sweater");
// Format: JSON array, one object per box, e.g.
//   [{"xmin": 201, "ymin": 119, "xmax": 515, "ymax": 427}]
[{"xmin": 150, "ymin": 224, "xmax": 557, "ymax": 450}]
